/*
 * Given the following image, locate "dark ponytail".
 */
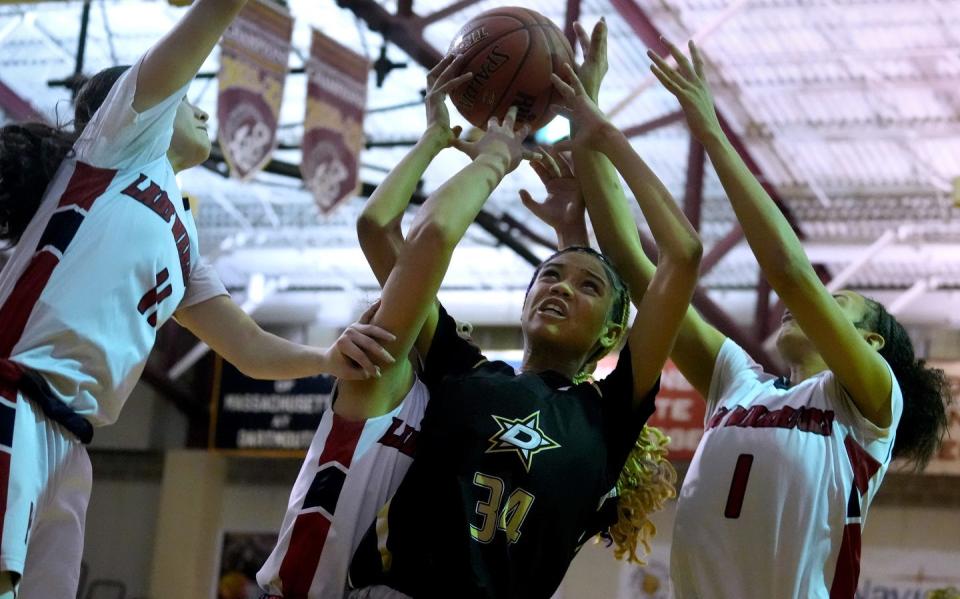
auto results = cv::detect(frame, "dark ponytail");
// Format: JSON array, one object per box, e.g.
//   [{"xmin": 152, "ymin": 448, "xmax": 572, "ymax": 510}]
[
  {"xmin": 0, "ymin": 65, "xmax": 129, "ymax": 246},
  {"xmin": 860, "ymin": 299, "xmax": 952, "ymax": 470}
]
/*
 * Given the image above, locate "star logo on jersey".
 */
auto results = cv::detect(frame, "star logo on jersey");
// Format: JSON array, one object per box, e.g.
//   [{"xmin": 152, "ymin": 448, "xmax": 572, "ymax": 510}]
[{"xmin": 486, "ymin": 411, "xmax": 560, "ymax": 472}]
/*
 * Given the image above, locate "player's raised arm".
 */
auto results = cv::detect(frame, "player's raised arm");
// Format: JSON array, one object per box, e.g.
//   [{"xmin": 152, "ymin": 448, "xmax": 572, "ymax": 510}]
[
  {"xmin": 552, "ymin": 64, "xmax": 702, "ymax": 409},
  {"xmin": 337, "ymin": 108, "xmax": 537, "ymax": 419},
  {"xmin": 649, "ymin": 39, "xmax": 893, "ymax": 426},
  {"xmin": 357, "ymin": 54, "xmax": 470, "ymax": 285},
  {"xmin": 133, "ymin": 0, "xmax": 248, "ymax": 112},
  {"xmin": 356, "ymin": 55, "xmax": 471, "ymax": 358},
  {"xmin": 561, "ymin": 20, "xmax": 723, "ymax": 398}
]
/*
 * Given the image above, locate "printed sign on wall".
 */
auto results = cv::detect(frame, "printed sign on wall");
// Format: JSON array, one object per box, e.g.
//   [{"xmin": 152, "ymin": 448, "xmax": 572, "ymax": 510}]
[
  {"xmin": 301, "ymin": 29, "xmax": 368, "ymax": 213},
  {"xmin": 217, "ymin": 0, "xmax": 292, "ymax": 180},
  {"xmin": 209, "ymin": 356, "xmax": 332, "ymax": 454}
]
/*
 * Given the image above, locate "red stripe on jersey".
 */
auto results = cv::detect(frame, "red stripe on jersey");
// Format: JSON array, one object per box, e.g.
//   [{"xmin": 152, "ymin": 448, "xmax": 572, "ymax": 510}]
[
  {"xmin": 56, "ymin": 162, "xmax": 117, "ymax": 211},
  {"xmin": 843, "ymin": 436, "xmax": 881, "ymax": 496},
  {"xmin": 829, "ymin": 522, "xmax": 862, "ymax": 599},
  {"xmin": 0, "ymin": 251, "xmax": 59, "ymax": 357},
  {"xmin": 275, "ymin": 416, "xmax": 365, "ymax": 597},
  {"xmin": 318, "ymin": 413, "xmax": 366, "ymax": 468},
  {"xmin": 277, "ymin": 511, "xmax": 332, "ymax": 598},
  {"xmin": 0, "ymin": 161, "xmax": 114, "ymax": 358}
]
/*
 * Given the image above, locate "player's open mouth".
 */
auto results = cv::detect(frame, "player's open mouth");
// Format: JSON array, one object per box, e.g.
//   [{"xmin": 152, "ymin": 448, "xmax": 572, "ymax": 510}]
[{"xmin": 537, "ymin": 298, "xmax": 567, "ymax": 318}]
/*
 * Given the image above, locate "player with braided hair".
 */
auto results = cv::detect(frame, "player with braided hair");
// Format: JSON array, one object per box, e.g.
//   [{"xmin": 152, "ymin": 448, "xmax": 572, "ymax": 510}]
[{"xmin": 340, "ymin": 31, "xmax": 700, "ymax": 595}]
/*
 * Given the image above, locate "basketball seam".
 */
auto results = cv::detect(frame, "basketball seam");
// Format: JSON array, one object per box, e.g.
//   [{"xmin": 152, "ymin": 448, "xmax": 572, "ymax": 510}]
[{"xmin": 485, "ymin": 31, "xmax": 535, "ymax": 125}]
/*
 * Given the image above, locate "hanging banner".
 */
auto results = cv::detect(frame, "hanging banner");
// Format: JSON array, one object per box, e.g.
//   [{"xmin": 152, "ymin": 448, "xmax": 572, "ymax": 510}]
[
  {"xmin": 217, "ymin": 0, "xmax": 292, "ymax": 180},
  {"xmin": 301, "ymin": 29, "xmax": 368, "ymax": 213},
  {"xmin": 209, "ymin": 356, "xmax": 333, "ymax": 455}
]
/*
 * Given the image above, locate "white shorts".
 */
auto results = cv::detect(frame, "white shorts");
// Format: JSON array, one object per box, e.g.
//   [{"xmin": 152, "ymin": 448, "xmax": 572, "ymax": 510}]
[{"xmin": 0, "ymin": 381, "xmax": 91, "ymax": 599}]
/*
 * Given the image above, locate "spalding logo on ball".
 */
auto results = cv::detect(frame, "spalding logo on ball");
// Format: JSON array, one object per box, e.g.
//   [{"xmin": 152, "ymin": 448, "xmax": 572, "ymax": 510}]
[{"xmin": 446, "ymin": 7, "xmax": 575, "ymax": 131}]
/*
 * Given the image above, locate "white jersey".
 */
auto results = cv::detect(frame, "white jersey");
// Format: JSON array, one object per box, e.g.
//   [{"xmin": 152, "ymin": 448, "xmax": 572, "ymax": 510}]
[
  {"xmin": 258, "ymin": 378, "xmax": 429, "ymax": 599},
  {"xmin": 671, "ymin": 339, "xmax": 903, "ymax": 599},
  {"xmin": 0, "ymin": 59, "xmax": 226, "ymax": 426}
]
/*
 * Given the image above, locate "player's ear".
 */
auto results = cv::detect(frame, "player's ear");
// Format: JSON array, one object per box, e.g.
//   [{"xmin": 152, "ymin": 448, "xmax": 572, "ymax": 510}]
[{"xmin": 599, "ymin": 322, "xmax": 623, "ymax": 349}]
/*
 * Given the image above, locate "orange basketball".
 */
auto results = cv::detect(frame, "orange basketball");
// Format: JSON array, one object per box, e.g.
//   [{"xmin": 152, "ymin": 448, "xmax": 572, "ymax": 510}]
[{"xmin": 446, "ymin": 7, "xmax": 575, "ymax": 131}]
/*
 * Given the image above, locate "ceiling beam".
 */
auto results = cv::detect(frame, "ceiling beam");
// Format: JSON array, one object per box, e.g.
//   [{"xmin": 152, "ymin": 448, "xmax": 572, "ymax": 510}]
[
  {"xmin": 621, "ymin": 110, "xmax": 684, "ymax": 138},
  {"xmin": 418, "ymin": 0, "xmax": 485, "ymax": 27},
  {"xmin": 337, "ymin": 0, "xmax": 442, "ymax": 68}
]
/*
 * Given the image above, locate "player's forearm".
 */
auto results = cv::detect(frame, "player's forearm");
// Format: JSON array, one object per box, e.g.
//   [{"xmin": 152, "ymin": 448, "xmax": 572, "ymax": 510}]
[
  {"xmin": 357, "ymin": 127, "xmax": 448, "ymax": 286},
  {"xmin": 555, "ymin": 206, "xmax": 590, "ymax": 248},
  {"xmin": 601, "ymin": 130, "xmax": 702, "ymax": 269},
  {"xmin": 358, "ymin": 126, "xmax": 449, "ymax": 231},
  {"xmin": 228, "ymin": 328, "xmax": 328, "ymax": 380},
  {"xmin": 135, "ymin": 0, "xmax": 248, "ymax": 111},
  {"xmin": 408, "ymin": 150, "xmax": 509, "ymax": 252},
  {"xmin": 572, "ymin": 146, "xmax": 655, "ymax": 290},
  {"xmin": 700, "ymin": 128, "xmax": 813, "ymax": 288}
]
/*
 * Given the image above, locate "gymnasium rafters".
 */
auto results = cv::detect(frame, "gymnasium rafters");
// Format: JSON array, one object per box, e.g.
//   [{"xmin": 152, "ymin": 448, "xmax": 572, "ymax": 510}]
[{"xmin": 1, "ymin": 0, "xmax": 959, "ymax": 340}]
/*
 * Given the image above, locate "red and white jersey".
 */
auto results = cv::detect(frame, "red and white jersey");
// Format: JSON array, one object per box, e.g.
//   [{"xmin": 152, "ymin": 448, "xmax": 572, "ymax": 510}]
[
  {"xmin": 258, "ymin": 377, "xmax": 429, "ymax": 599},
  {"xmin": 0, "ymin": 59, "xmax": 226, "ymax": 426},
  {"xmin": 671, "ymin": 339, "xmax": 903, "ymax": 599}
]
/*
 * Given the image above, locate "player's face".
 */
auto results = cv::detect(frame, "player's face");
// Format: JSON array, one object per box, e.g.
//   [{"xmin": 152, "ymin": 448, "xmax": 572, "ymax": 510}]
[
  {"xmin": 168, "ymin": 96, "xmax": 211, "ymax": 172},
  {"xmin": 775, "ymin": 289, "xmax": 874, "ymax": 361},
  {"xmin": 521, "ymin": 252, "xmax": 617, "ymax": 362}
]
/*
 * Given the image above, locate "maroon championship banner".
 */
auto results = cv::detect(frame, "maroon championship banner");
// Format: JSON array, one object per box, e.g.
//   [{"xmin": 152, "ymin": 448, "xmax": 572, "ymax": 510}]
[
  {"xmin": 217, "ymin": 0, "xmax": 292, "ymax": 180},
  {"xmin": 301, "ymin": 29, "xmax": 368, "ymax": 213}
]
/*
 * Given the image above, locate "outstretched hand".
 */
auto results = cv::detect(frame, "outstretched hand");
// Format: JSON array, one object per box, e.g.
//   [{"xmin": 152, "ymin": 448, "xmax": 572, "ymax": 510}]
[
  {"xmin": 451, "ymin": 106, "xmax": 541, "ymax": 173},
  {"xmin": 520, "ymin": 147, "xmax": 588, "ymax": 247},
  {"xmin": 322, "ymin": 300, "xmax": 397, "ymax": 380},
  {"xmin": 647, "ymin": 40, "xmax": 722, "ymax": 144},
  {"xmin": 549, "ymin": 63, "xmax": 615, "ymax": 151},
  {"xmin": 572, "ymin": 18, "xmax": 608, "ymax": 101},
  {"xmin": 425, "ymin": 53, "xmax": 472, "ymax": 146}
]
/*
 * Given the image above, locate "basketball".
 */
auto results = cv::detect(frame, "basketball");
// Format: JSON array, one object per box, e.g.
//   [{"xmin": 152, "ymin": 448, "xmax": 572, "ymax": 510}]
[{"xmin": 445, "ymin": 7, "xmax": 575, "ymax": 131}]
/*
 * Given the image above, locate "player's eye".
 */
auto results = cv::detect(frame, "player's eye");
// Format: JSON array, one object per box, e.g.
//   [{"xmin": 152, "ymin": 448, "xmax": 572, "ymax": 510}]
[{"xmin": 581, "ymin": 280, "xmax": 599, "ymax": 293}]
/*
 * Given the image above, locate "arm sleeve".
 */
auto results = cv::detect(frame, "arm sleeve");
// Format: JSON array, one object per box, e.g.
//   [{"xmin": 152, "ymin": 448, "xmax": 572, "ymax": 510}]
[
  {"xmin": 72, "ymin": 58, "xmax": 190, "ymax": 171},
  {"xmin": 705, "ymin": 338, "xmax": 771, "ymax": 421},
  {"xmin": 597, "ymin": 343, "xmax": 661, "ymax": 480},
  {"xmin": 421, "ymin": 304, "xmax": 487, "ymax": 389},
  {"xmin": 179, "ymin": 257, "xmax": 229, "ymax": 309}
]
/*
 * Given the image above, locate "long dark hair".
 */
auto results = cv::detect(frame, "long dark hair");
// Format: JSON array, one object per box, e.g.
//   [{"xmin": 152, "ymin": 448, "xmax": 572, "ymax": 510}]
[
  {"xmin": 858, "ymin": 298, "xmax": 952, "ymax": 470},
  {"xmin": 0, "ymin": 66, "xmax": 128, "ymax": 246}
]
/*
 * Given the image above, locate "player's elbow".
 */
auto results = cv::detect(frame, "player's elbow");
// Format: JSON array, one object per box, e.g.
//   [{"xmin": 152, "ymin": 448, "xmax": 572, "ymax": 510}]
[
  {"xmin": 765, "ymin": 251, "xmax": 819, "ymax": 293},
  {"xmin": 407, "ymin": 218, "xmax": 459, "ymax": 256},
  {"xmin": 664, "ymin": 236, "xmax": 703, "ymax": 273}
]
